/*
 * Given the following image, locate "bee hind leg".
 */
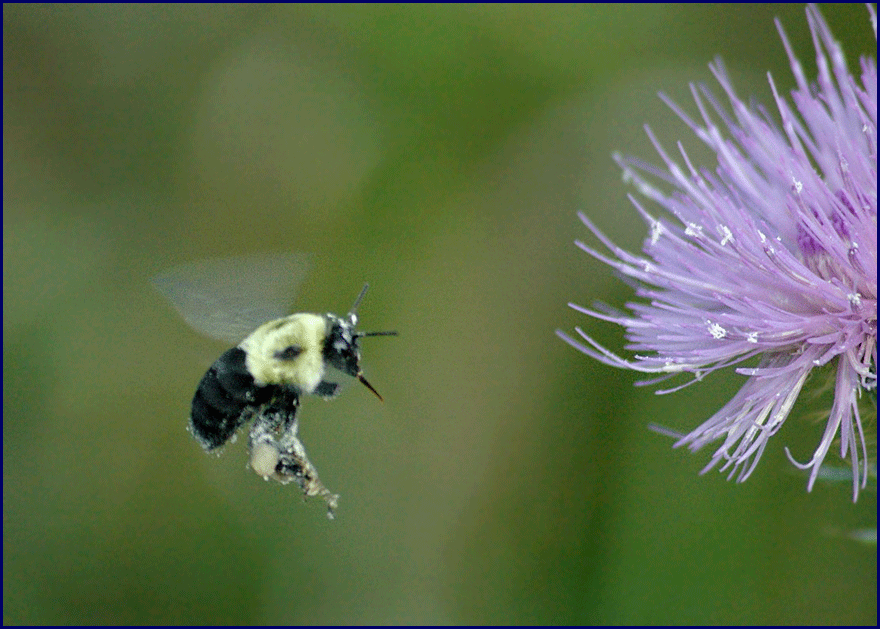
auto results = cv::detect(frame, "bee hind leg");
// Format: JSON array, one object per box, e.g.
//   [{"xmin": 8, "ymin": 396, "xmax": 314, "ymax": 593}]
[{"xmin": 246, "ymin": 397, "xmax": 339, "ymax": 518}]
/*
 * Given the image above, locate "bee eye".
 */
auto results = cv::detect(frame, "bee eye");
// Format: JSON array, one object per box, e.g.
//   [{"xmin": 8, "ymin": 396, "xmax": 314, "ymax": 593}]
[{"xmin": 274, "ymin": 345, "xmax": 303, "ymax": 361}]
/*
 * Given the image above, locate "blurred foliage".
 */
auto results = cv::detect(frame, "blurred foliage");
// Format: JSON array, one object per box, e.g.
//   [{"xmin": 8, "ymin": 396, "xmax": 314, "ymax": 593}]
[{"xmin": 4, "ymin": 3, "xmax": 875, "ymax": 625}]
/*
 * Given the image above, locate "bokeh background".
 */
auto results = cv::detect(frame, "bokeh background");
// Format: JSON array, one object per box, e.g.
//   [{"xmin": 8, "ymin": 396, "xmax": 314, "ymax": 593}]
[{"xmin": 4, "ymin": 3, "xmax": 876, "ymax": 625}]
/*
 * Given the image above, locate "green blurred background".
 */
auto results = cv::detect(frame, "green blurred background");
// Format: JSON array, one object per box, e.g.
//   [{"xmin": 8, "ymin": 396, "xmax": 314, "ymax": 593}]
[{"xmin": 4, "ymin": 3, "xmax": 875, "ymax": 625}]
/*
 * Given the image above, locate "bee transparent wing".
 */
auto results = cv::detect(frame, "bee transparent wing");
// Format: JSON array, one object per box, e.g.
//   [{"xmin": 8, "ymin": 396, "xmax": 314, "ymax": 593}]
[{"xmin": 152, "ymin": 252, "xmax": 312, "ymax": 344}]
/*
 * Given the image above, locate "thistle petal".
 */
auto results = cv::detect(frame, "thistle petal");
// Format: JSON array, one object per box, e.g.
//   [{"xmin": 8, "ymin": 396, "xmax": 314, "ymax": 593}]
[{"xmin": 560, "ymin": 5, "xmax": 876, "ymax": 500}]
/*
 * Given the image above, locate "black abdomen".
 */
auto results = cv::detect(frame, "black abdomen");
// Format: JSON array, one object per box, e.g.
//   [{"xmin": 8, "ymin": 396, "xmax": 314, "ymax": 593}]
[{"xmin": 190, "ymin": 347, "xmax": 273, "ymax": 450}]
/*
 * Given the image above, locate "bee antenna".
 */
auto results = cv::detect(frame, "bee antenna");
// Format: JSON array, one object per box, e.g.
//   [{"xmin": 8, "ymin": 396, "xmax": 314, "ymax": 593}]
[
  {"xmin": 349, "ymin": 283, "xmax": 370, "ymax": 315},
  {"xmin": 355, "ymin": 330, "xmax": 398, "ymax": 338}
]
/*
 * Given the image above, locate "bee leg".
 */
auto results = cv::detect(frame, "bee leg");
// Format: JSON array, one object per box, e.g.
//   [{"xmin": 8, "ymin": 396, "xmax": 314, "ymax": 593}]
[
  {"xmin": 246, "ymin": 391, "xmax": 339, "ymax": 518},
  {"xmin": 272, "ymin": 417, "xmax": 339, "ymax": 519},
  {"xmin": 313, "ymin": 380, "xmax": 339, "ymax": 399},
  {"xmin": 247, "ymin": 389, "xmax": 299, "ymax": 479}
]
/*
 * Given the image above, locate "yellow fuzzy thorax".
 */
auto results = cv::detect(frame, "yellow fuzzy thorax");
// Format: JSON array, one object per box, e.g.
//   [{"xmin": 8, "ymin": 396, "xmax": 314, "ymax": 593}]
[{"xmin": 239, "ymin": 313, "xmax": 328, "ymax": 393}]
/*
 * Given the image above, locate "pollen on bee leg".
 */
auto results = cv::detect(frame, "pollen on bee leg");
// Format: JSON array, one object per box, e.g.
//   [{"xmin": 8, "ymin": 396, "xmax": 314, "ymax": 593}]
[
  {"xmin": 246, "ymin": 405, "xmax": 340, "ymax": 518},
  {"xmin": 249, "ymin": 440, "xmax": 281, "ymax": 480},
  {"xmin": 273, "ymin": 429, "xmax": 339, "ymax": 519}
]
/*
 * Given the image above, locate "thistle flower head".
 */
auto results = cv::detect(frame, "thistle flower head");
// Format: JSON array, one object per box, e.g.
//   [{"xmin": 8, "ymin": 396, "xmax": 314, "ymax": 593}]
[{"xmin": 559, "ymin": 5, "xmax": 877, "ymax": 500}]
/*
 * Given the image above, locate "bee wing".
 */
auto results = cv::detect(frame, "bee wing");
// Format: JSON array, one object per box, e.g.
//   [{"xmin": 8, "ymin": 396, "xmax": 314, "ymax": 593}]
[{"xmin": 152, "ymin": 252, "xmax": 312, "ymax": 344}]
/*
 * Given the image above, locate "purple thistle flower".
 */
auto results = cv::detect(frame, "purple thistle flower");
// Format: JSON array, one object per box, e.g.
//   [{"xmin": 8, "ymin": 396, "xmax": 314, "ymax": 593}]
[{"xmin": 558, "ymin": 4, "xmax": 877, "ymax": 501}]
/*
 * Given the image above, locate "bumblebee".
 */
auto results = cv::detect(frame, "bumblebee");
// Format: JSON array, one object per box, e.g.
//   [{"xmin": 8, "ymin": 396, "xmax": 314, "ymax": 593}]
[{"xmin": 153, "ymin": 254, "xmax": 395, "ymax": 517}]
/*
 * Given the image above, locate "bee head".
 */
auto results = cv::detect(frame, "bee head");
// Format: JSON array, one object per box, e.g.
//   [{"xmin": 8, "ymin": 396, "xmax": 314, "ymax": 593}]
[{"xmin": 323, "ymin": 284, "xmax": 396, "ymax": 401}]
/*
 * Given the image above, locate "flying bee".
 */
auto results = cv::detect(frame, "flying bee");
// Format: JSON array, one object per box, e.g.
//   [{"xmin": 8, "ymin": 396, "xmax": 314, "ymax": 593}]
[{"xmin": 152, "ymin": 253, "xmax": 396, "ymax": 518}]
